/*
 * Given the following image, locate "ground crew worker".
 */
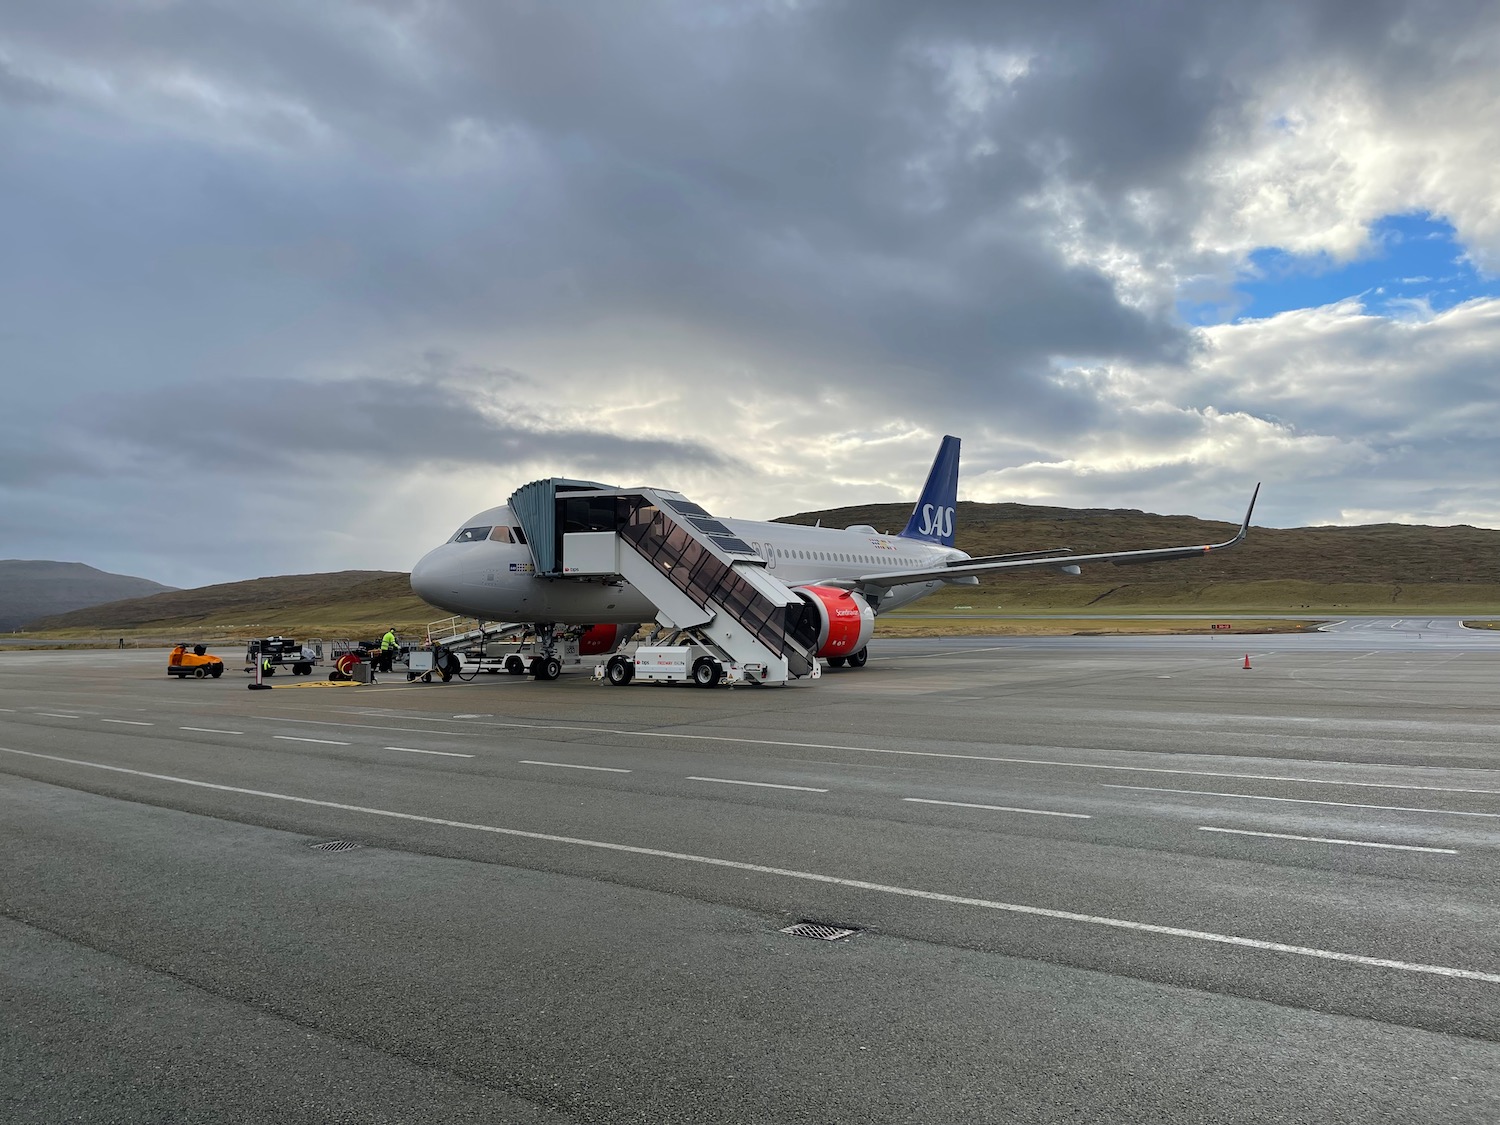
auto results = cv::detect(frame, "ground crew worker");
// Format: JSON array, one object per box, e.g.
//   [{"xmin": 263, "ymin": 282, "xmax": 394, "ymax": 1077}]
[{"xmin": 379, "ymin": 627, "xmax": 399, "ymax": 673}]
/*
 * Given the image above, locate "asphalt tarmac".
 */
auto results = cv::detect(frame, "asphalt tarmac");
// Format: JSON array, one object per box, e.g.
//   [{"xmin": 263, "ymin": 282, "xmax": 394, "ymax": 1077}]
[{"xmin": 3, "ymin": 618, "xmax": 1498, "ymax": 1123}]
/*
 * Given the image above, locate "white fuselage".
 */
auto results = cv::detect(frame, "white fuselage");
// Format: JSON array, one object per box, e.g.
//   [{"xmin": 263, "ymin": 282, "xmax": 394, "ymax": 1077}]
[{"xmin": 410, "ymin": 505, "xmax": 969, "ymax": 625}]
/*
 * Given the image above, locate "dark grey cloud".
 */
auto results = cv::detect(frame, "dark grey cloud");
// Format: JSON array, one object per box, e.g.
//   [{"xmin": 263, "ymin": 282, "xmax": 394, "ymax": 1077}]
[
  {"xmin": 0, "ymin": 54, "xmax": 55, "ymax": 105},
  {"xmin": 89, "ymin": 370, "xmax": 741, "ymax": 477}
]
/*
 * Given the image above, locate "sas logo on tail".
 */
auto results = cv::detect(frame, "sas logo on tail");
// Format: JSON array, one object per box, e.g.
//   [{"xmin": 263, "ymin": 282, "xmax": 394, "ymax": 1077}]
[{"xmin": 917, "ymin": 504, "xmax": 955, "ymax": 538}]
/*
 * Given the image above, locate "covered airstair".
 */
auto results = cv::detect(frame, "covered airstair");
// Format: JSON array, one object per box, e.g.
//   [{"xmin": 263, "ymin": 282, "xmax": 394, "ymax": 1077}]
[{"xmin": 508, "ymin": 480, "xmax": 822, "ymax": 684}]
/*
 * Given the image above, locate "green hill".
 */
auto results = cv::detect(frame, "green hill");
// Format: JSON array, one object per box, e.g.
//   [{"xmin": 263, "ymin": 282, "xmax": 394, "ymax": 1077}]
[
  {"xmin": 0, "ymin": 560, "xmax": 176, "ymax": 631},
  {"xmin": 24, "ymin": 571, "xmax": 443, "ymax": 638}
]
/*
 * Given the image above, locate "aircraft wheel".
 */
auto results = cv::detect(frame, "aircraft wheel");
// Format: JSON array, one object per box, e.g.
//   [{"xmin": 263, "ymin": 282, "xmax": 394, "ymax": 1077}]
[
  {"xmin": 606, "ymin": 658, "xmax": 634, "ymax": 686},
  {"xmin": 692, "ymin": 657, "xmax": 721, "ymax": 687},
  {"xmin": 534, "ymin": 656, "xmax": 562, "ymax": 681},
  {"xmin": 828, "ymin": 656, "xmax": 847, "ymax": 668},
  {"xmin": 847, "ymin": 648, "xmax": 868, "ymax": 668}
]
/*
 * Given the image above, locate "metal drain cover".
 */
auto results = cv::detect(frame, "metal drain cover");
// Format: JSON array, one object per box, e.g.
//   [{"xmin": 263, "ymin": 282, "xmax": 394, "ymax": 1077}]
[
  {"xmin": 309, "ymin": 839, "xmax": 363, "ymax": 852},
  {"xmin": 781, "ymin": 922, "xmax": 860, "ymax": 941}
]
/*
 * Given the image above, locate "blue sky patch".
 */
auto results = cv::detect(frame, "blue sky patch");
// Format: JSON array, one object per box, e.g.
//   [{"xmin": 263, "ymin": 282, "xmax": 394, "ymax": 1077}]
[{"xmin": 1180, "ymin": 213, "xmax": 1500, "ymax": 325}]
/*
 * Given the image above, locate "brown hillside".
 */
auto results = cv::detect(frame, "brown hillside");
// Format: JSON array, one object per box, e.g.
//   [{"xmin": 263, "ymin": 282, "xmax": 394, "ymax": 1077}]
[
  {"xmin": 776, "ymin": 502, "xmax": 1500, "ymax": 587},
  {"xmin": 26, "ymin": 571, "xmax": 435, "ymax": 632}
]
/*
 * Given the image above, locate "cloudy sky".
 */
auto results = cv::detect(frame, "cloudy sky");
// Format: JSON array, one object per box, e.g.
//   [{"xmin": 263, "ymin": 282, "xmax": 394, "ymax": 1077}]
[{"xmin": 4, "ymin": 0, "xmax": 1499, "ymax": 588}]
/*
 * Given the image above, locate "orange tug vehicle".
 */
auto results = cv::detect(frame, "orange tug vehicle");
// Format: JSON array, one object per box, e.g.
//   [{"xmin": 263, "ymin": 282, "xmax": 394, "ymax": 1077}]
[{"xmin": 168, "ymin": 643, "xmax": 225, "ymax": 679}]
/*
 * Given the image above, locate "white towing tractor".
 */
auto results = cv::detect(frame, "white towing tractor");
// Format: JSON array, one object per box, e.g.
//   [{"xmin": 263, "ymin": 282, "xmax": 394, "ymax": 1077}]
[{"xmin": 597, "ymin": 641, "xmax": 819, "ymax": 688}]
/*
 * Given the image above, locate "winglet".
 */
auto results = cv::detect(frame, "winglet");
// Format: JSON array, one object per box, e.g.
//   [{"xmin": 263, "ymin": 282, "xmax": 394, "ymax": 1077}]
[{"xmin": 1234, "ymin": 482, "xmax": 1261, "ymax": 545}]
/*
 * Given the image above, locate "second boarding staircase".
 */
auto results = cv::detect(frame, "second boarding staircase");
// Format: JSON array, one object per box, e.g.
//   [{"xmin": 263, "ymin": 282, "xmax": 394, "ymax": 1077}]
[{"xmin": 516, "ymin": 482, "xmax": 820, "ymax": 683}]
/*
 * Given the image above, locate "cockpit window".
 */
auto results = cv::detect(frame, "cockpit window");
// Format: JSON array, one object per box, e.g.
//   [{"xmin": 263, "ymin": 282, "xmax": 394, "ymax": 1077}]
[
  {"xmin": 488, "ymin": 526, "xmax": 513, "ymax": 543},
  {"xmin": 451, "ymin": 526, "xmax": 492, "ymax": 543}
]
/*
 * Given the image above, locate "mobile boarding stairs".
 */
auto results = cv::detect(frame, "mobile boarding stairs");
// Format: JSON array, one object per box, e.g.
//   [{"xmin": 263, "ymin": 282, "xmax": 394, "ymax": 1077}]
[{"xmin": 503, "ymin": 480, "xmax": 829, "ymax": 686}]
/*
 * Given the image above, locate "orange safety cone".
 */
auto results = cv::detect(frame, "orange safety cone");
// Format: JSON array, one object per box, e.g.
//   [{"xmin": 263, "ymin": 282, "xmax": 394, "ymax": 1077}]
[{"xmin": 1242, "ymin": 653, "xmax": 1252, "ymax": 670}]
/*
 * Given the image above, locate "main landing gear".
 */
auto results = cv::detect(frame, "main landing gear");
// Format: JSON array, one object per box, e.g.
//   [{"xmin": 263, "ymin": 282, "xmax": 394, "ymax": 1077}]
[
  {"xmin": 527, "ymin": 623, "xmax": 563, "ymax": 681},
  {"xmin": 529, "ymin": 655, "xmax": 563, "ymax": 681},
  {"xmin": 825, "ymin": 647, "xmax": 869, "ymax": 670}
]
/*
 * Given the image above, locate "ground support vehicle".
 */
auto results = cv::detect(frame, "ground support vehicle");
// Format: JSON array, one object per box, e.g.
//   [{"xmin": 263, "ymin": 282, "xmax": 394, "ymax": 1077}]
[
  {"xmin": 322, "ymin": 638, "xmax": 406, "ymax": 678},
  {"xmin": 597, "ymin": 640, "xmax": 813, "ymax": 688},
  {"xmin": 327, "ymin": 649, "xmax": 368, "ymax": 681},
  {"xmin": 243, "ymin": 637, "xmax": 321, "ymax": 677},
  {"xmin": 405, "ymin": 643, "xmax": 463, "ymax": 683},
  {"xmin": 168, "ymin": 644, "xmax": 225, "ymax": 679}
]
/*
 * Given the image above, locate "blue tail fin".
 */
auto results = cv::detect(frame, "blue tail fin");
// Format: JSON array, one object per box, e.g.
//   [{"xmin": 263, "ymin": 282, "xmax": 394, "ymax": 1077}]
[{"xmin": 899, "ymin": 435, "xmax": 960, "ymax": 546}]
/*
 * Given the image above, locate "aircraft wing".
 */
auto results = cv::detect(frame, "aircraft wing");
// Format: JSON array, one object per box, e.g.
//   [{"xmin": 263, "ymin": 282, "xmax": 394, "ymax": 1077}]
[{"xmin": 847, "ymin": 484, "xmax": 1260, "ymax": 591}]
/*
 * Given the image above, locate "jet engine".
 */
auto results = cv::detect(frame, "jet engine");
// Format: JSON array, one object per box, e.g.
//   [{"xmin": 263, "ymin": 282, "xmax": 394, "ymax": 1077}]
[
  {"xmin": 793, "ymin": 586, "xmax": 875, "ymax": 658},
  {"xmin": 577, "ymin": 623, "xmax": 636, "ymax": 656}
]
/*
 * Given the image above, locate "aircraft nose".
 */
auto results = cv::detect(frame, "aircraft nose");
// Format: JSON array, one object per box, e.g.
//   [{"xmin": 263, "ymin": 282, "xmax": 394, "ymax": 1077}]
[{"xmin": 410, "ymin": 546, "xmax": 462, "ymax": 605}]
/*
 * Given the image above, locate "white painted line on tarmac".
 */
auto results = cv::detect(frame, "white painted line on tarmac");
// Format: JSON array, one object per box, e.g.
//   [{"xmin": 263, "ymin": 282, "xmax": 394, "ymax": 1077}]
[
  {"xmin": 306, "ymin": 714, "xmax": 1500, "ymax": 794},
  {"xmin": 520, "ymin": 760, "xmax": 630, "ymax": 773},
  {"xmin": 3, "ymin": 745, "xmax": 1496, "ymax": 985},
  {"xmin": 1197, "ymin": 827, "xmax": 1457, "ymax": 853},
  {"xmin": 905, "ymin": 645, "xmax": 1016, "ymax": 659},
  {"xmin": 866, "ymin": 754, "xmax": 1500, "ymax": 795},
  {"xmin": 273, "ymin": 735, "xmax": 350, "ymax": 746},
  {"xmin": 1104, "ymin": 783, "xmax": 1500, "ymax": 818},
  {"xmin": 386, "ymin": 747, "xmax": 474, "ymax": 758},
  {"xmin": 687, "ymin": 776, "xmax": 829, "ymax": 792},
  {"xmin": 181, "ymin": 727, "xmax": 244, "ymax": 735},
  {"xmin": 100, "ymin": 719, "xmax": 153, "ymax": 726},
  {"xmin": 268, "ymin": 716, "xmax": 474, "ymax": 739},
  {"xmin": 904, "ymin": 798, "xmax": 1091, "ymax": 819},
  {"xmin": 37, "ymin": 713, "xmax": 81, "ymax": 719}
]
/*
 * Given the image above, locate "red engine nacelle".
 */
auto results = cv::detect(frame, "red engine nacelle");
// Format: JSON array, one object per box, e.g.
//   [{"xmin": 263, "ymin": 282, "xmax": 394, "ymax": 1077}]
[
  {"xmin": 794, "ymin": 586, "xmax": 875, "ymax": 658},
  {"xmin": 577, "ymin": 623, "xmax": 636, "ymax": 656}
]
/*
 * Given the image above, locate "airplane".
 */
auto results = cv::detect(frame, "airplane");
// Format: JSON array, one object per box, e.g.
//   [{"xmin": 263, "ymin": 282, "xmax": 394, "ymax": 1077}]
[{"xmin": 410, "ymin": 436, "xmax": 1259, "ymax": 681}]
